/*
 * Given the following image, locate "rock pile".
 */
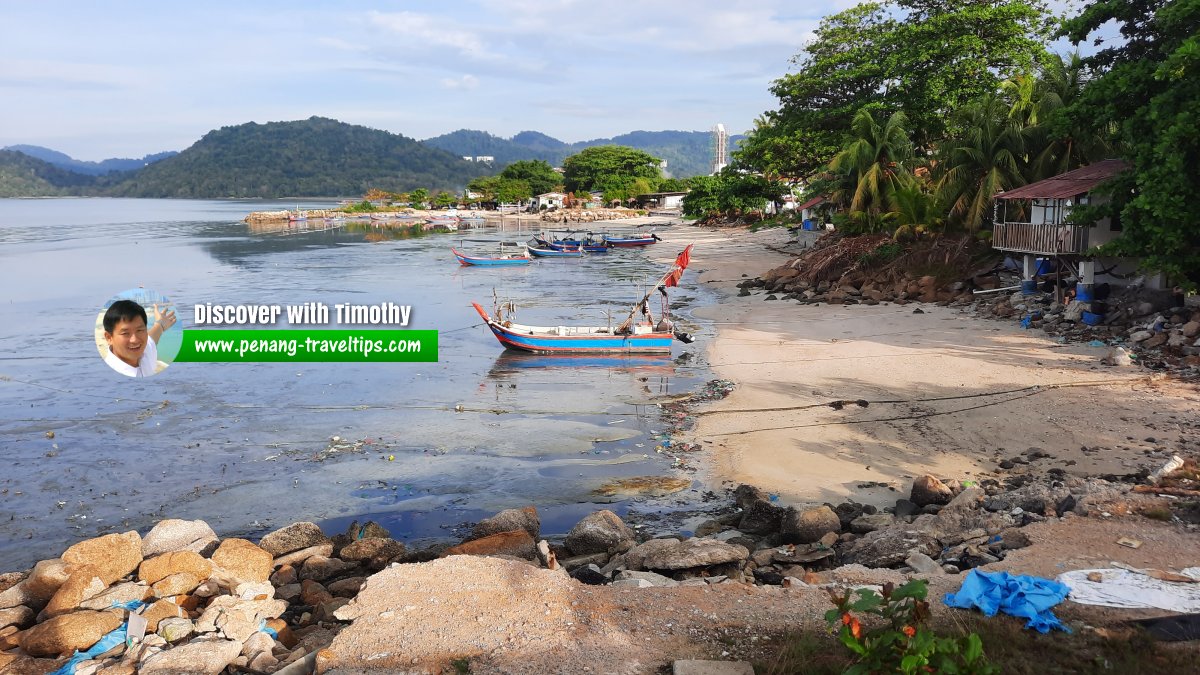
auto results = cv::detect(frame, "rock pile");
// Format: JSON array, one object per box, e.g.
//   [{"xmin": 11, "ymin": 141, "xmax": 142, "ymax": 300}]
[{"xmin": 539, "ymin": 208, "xmax": 642, "ymax": 223}]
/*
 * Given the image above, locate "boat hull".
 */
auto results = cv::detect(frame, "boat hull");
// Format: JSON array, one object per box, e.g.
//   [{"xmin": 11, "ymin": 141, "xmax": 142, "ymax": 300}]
[
  {"xmin": 528, "ymin": 246, "xmax": 583, "ymax": 258},
  {"xmin": 472, "ymin": 303, "xmax": 672, "ymax": 353},
  {"xmin": 452, "ymin": 248, "xmax": 531, "ymax": 266}
]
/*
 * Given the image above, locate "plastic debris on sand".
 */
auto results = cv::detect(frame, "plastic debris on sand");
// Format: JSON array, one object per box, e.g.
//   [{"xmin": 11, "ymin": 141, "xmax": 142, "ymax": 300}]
[
  {"xmin": 1056, "ymin": 567, "xmax": 1200, "ymax": 613},
  {"xmin": 944, "ymin": 569, "xmax": 1071, "ymax": 633}
]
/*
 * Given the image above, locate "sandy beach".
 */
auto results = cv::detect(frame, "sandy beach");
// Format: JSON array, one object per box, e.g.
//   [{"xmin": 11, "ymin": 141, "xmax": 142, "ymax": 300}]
[{"xmin": 654, "ymin": 225, "xmax": 1200, "ymax": 508}]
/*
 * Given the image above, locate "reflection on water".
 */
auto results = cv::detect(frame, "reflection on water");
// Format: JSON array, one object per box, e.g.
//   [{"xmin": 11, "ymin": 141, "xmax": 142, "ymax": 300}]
[{"xmin": 0, "ymin": 198, "xmax": 711, "ymax": 568}]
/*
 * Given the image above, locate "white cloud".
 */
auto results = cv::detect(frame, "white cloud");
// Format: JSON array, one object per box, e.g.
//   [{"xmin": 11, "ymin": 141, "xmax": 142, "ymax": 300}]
[
  {"xmin": 441, "ymin": 74, "xmax": 481, "ymax": 90},
  {"xmin": 367, "ymin": 11, "xmax": 493, "ymax": 58}
]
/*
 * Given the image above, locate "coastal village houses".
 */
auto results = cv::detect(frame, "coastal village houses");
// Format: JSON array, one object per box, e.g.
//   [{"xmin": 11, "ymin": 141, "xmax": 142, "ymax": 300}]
[
  {"xmin": 535, "ymin": 192, "xmax": 565, "ymax": 209},
  {"xmin": 989, "ymin": 159, "xmax": 1158, "ymax": 299}
]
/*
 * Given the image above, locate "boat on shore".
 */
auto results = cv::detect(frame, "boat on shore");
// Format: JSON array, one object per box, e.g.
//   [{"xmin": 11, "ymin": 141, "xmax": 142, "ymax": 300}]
[
  {"xmin": 472, "ymin": 244, "xmax": 695, "ymax": 353},
  {"xmin": 602, "ymin": 233, "xmax": 660, "ymax": 247},
  {"xmin": 452, "ymin": 241, "xmax": 531, "ymax": 266},
  {"xmin": 527, "ymin": 245, "xmax": 583, "ymax": 258}
]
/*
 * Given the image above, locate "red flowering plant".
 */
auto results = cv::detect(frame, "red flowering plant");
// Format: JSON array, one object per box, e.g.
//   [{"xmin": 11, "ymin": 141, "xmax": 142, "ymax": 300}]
[{"xmin": 825, "ymin": 579, "xmax": 997, "ymax": 674}]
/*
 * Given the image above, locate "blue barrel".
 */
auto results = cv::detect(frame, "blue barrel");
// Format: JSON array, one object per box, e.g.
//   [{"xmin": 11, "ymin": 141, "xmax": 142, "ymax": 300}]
[
  {"xmin": 1081, "ymin": 311, "xmax": 1103, "ymax": 326},
  {"xmin": 1075, "ymin": 283, "xmax": 1094, "ymax": 303},
  {"xmin": 802, "ymin": 219, "xmax": 813, "ymax": 231},
  {"xmin": 1021, "ymin": 280, "xmax": 1038, "ymax": 295}
]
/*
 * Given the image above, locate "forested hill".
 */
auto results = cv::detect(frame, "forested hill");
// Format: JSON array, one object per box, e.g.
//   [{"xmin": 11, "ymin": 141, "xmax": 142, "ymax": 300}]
[
  {"xmin": 106, "ymin": 117, "xmax": 488, "ymax": 198},
  {"xmin": 2, "ymin": 145, "xmax": 177, "ymax": 175},
  {"xmin": 0, "ymin": 150, "xmax": 100, "ymax": 197},
  {"xmin": 423, "ymin": 129, "xmax": 745, "ymax": 178}
]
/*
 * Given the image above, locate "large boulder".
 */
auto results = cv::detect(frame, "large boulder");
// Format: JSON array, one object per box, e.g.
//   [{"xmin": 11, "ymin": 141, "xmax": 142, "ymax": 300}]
[
  {"xmin": 141, "ymin": 519, "xmax": 218, "ymax": 557},
  {"xmin": 442, "ymin": 530, "xmax": 537, "ymax": 560},
  {"xmin": 845, "ymin": 528, "xmax": 941, "ymax": 568},
  {"xmin": 564, "ymin": 510, "xmax": 635, "ymax": 556},
  {"xmin": 18, "ymin": 609, "xmax": 123, "ymax": 657},
  {"xmin": 61, "ymin": 531, "xmax": 143, "ymax": 585},
  {"xmin": 733, "ymin": 484, "xmax": 770, "ymax": 509},
  {"xmin": 258, "ymin": 522, "xmax": 331, "ymax": 558},
  {"xmin": 299, "ymin": 555, "xmax": 361, "ymax": 582},
  {"xmin": 138, "ymin": 551, "xmax": 213, "ymax": 585},
  {"xmin": 80, "ymin": 581, "xmax": 153, "ymax": 611},
  {"xmin": 780, "ymin": 506, "xmax": 841, "ymax": 544},
  {"xmin": 138, "ymin": 637, "xmax": 243, "ymax": 674},
  {"xmin": 1, "ymin": 560, "xmax": 72, "ymax": 611},
  {"xmin": 640, "ymin": 539, "xmax": 749, "ymax": 571},
  {"xmin": 210, "ymin": 539, "xmax": 272, "ymax": 585},
  {"xmin": 339, "ymin": 538, "xmax": 405, "ymax": 570},
  {"xmin": 623, "ymin": 538, "xmax": 682, "ymax": 571},
  {"xmin": 467, "ymin": 506, "xmax": 540, "ymax": 542},
  {"xmin": 738, "ymin": 500, "xmax": 785, "ymax": 535},
  {"xmin": 909, "ymin": 475, "xmax": 953, "ymax": 507},
  {"xmin": 41, "ymin": 566, "xmax": 107, "ymax": 619},
  {"xmin": 0, "ymin": 606, "xmax": 34, "ymax": 631}
]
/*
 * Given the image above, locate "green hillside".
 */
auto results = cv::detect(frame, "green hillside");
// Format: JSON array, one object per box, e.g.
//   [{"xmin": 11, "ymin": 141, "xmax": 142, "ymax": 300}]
[
  {"xmin": 107, "ymin": 117, "xmax": 487, "ymax": 198},
  {"xmin": 0, "ymin": 149, "xmax": 100, "ymax": 197}
]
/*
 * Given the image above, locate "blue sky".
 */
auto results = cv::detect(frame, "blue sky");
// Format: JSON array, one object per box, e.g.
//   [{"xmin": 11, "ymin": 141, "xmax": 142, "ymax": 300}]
[{"xmin": 1, "ymin": 1, "xmax": 1094, "ymax": 161}]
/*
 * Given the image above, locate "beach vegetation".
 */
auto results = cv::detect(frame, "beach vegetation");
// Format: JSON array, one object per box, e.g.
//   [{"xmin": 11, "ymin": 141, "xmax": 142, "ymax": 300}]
[
  {"xmin": 499, "ymin": 159, "xmax": 561, "ymax": 196},
  {"xmin": 562, "ymin": 145, "xmax": 663, "ymax": 201}
]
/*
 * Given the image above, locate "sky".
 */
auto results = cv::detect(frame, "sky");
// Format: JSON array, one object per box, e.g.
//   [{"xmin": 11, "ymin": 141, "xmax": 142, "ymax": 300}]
[
  {"xmin": 1, "ymin": 0, "xmax": 1097, "ymax": 161},
  {"xmin": 1, "ymin": 0, "xmax": 848, "ymax": 160}
]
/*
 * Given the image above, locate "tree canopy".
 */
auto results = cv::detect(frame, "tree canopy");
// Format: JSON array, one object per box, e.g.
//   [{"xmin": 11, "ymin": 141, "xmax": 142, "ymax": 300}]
[
  {"xmin": 562, "ymin": 145, "xmax": 663, "ymax": 200},
  {"xmin": 499, "ymin": 159, "xmax": 561, "ymax": 196}
]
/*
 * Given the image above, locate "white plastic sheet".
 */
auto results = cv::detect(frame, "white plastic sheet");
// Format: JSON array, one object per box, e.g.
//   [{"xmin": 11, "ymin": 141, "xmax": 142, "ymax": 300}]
[{"xmin": 1057, "ymin": 567, "xmax": 1200, "ymax": 612}]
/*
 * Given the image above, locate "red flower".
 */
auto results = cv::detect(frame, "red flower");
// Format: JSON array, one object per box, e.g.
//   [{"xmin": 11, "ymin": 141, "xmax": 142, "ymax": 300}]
[
  {"xmin": 850, "ymin": 618, "xmax": 863, "ymax": 639},
  {"xmin": 903, "ymin": 625, "xmax": 916, "ymax": 638},
  {"xmin": 841, "ymin": 613, "xmax": 853, "ymax": 626}
]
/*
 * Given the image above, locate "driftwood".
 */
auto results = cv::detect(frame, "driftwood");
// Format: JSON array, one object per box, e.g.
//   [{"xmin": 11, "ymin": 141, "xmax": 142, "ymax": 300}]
[{"xmin": 1132, "ymin": 485, "xmax": 1200, "ymax": 497}]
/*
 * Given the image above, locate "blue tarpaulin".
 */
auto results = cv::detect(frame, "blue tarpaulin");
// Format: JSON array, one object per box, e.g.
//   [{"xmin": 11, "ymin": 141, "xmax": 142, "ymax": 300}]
[{"xmin": 944, "ymin": 569, "xmax": 1072, "ymax": 633}]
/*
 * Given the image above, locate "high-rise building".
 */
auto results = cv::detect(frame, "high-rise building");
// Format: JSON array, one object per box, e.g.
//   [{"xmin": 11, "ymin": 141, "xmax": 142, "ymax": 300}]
[{"xmin": 711, "ymin": 124, "xmax": 728, "ymax": 175}]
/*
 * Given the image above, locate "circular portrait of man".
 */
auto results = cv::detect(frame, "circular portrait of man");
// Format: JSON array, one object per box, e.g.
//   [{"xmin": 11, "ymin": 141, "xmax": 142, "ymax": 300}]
[{"xmin": 95, "ymin": 289, "xmax": 180, "ymax": 377}]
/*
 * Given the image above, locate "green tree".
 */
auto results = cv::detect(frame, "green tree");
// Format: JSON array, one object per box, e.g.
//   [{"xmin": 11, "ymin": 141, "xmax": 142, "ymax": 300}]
[
  {"xmin": 433, "ymin": 190, "xmax": 457, "ymax": 208},
  {"xmin": 409, "ymin": 187, "xmax": 429, "ymax": 207},
  {"xmin": 562, "ymin": 145, "xmax": 662, "ymax": 195},
  {"xmin": 680, "ymin": 171, "xmax": 786, "ymax": 218},
  {"xmin": 935, "ymin": 94, "xmax": 1026, "ymax": 231},
  {"xmin": 828, "ymin": 109, "xmax": 916, "ymax": 217},
  {"xmin": 467, "ymin": 175, "xmax": 500, "ymax": 203},
  {"xmin": 499, "ymin": 159, "xmax": 561, "ymax": 195},
  {"xmin": 1060, "ymin": 0, "xmax": 1200, "ymax": 286},
  {"xmin": 494, "ymin": 178, "xmax": 532, "ymax": 204}
]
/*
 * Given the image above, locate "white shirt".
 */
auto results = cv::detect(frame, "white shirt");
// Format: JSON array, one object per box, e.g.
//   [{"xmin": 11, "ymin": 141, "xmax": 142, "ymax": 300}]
[{"xmin": 104, "ymin": 336, "xmax": 159, "ymax": 378}]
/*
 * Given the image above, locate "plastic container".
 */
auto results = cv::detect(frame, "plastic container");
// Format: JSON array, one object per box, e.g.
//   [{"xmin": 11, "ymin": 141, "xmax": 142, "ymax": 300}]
[
  {"xmin": 1075, "ymin": 283, "xmax": 1094, "ymax": 303},
  {"xmin": 1021, "ymin": 279, "xmax": 1038, "ymax": 295},
  {"xmin": 1081, "ymin": 311, "xmax": 1104, "ymax": 326}
]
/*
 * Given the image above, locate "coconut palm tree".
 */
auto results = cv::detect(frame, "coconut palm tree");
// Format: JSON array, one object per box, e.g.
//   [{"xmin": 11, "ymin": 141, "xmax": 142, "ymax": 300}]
[
  {"xmin": 828, "ymin": 108, "xmax": 916, "ymax": 219},
  {"xmin": 1025, "ymin": 53, "xmax": 1113, "ymax": 182},
  {"xmin": 935, "ymin": 94, "xmax": 1026, "ymax": 232}
]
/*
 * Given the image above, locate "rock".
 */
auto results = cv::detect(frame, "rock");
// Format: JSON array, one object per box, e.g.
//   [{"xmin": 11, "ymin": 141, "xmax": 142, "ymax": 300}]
[
  {"xmin": 141, "ymin": 519, "xmax": 218, "ymax": 558},
  {"xmin": 2, "ymin": 562, "xmax": 67, "ymax": 610},
  {"xmin": 19, "ymin": 609, "xmax": 123, "ymax": 657},
  {"xmin": 327, "ymin": 577, "xmax": 366, "ymax": 598},
  {"xmin": 272, "ymin": 543, "xmax": 334, "ymax": 569},
  {"xmin": 850, "ymin": 513, "xmax": 895, "ymax": 534},
  {"xmin": 233, "ymin": 581, "xmax": 273, "ymax": 601},
  {"xmin": 138, "ymin": 551, "xmax": 213, "ymax": 586},
  {"xmin": 564, "ymin": 510, "xmax": 635, "ymax": 556},
  {"xmin": 780, "ymin": 506, "xmax": 841, "ymax": 544},
  {"xmin": 141, "ymin": 599, "xmax": 186, "ymax": 632},
  {"xmin": 155, "ymin": 616, "xmax": 195, "ymax": 643},
  {"xmin": 738, "ymin": 500, "xmax": 785, "ymax": 535},
  {"xmin": 42, "ymin": 565, "xmax": 107, "ymax": 619},
  {"xmin": 0, "ymin": 572, "xmax": 25, "ymax": 594},
  {"xmin": 999, "ymin": 528, "xmax": 1033, "ymax": 550},
  {"xmin": 1129, "ymin": 330, "xmax": 1153, "ymax": 343},
  {"xmin": 560, "ymin": 552, "xmax": 609, "ymax": 572},
  {"xmin": 0, "ymin": 605, "xmax": 34, "ymax": 631},
  {"xmin": 61, "ymin": 531, "xmax": 143, "ymax": 586},
  {"xmin": 442, "ymin": 530, "xmax": 538, "ymax": 560},
  {"xmin": 570, "ymin": 563, "xmax": 608, "ymax": 585},
  {"xmin": 259, "ymin": 523, "xmax": 331, "ymax": 559},
  {"xmin": 210, "ymin": 539, "xmax": 272, "ymax": 585},
  {"xmin": 613, "ymin": 570, "xmax": 679, "ymax": 587},
  {"xmin": 733, "ymin": 485, "xmax": 769, "ymax": 509},
  {"xmin": 270, "ymin": 565, "xmax": 297, "ymax": 586},
  {"xmin": 1183, "ymin": 321, "xmax": 1200, "ymax": 338},
  {"xmin": 299, "ymin": 555, "xmax": 361, "ymax": 582},
  {"xmin": 79, "ymin": 581, "xmax": 152, "ymax": 611},
  {"xmin": 846, "ymin": 529, "xmax": 941, "ymax": 568},
  {"xmin": 693, "ymin": 520, "xmax": 727, "ymax": 537},
  {"xmin": 893, "ymin": 499, "xmax": 920, "ymax": 519},
  {"xmin": 910, "ymin": 475, "xmax": 953, "ymax": 507},
  {"xmin": 338, "ymin": 538, "xmax": 405, "ymax": 570},
  {"xmin": 275, "ymin": 583, "xmax": 301, "ymax": 602},
  {"xmin": 612, "ymin": 578, "xmax": 653, "ymax": 588},
  {"xmin": 138, "ymin": 637, "xmax": 242, "ymax": 673},
  {"xmin": 152, "ymin": 572, "xmax": 202, "ymax": 598},
  {"xmin": 640, "ymin": 539, "xmax": 749, "ymax": 571},
  {"xmin": 467, "ymin": 506, "xmax": 541, "ymax": 542},
  {"xmin": 265, "ymin": 618, "xmax": 297, "ymax": 649},
  {"xmin": 194, "ymin": 597, "xmax": 287, "ymax": 636},
  {"xmin": 905, "ymin": 552, "xmax": 944, "ymax": 575},
  {"xmin": 193, "ymin": 580, "xmax": 220, "ymax": 598},
  {"xmin": 300, "ymin": 579, "xmax": 333, "ymax": 607},
  {"xmin": 624, "ymin": 538, "xmax": 683, "ymax": 571}
]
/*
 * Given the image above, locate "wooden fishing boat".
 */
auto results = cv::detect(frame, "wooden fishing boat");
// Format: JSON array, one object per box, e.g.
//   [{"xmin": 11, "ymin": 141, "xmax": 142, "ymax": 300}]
[
  {"xmin": 451, "ymin": 246, "xmax": 531, "ymax": 266},
  {"xmin": 602, "ymin": 233, "xmax": 660, "ymax": 247},
  {"xmin": 528, "ymin": 245, "xmax": 584, "ymax": 258},
  {"xmin": 472, "ymin": 244, "xmax": 695, "ymax": 353}
]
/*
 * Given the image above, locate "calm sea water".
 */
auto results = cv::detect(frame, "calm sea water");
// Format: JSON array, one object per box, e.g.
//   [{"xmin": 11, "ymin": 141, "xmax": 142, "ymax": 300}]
[{"xmin": 0, "ymin": 199, "xmax": 713, "ymax": 570}]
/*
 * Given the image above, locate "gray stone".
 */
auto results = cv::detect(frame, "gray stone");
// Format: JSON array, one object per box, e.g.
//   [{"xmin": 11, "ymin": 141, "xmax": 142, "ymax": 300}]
[
  {"xmin": 272, "ymin": 543, "xmax": 334, "ymax": 569},
  {"xmin": 623, "ymin": 538, "xmax": 681, "ymax": 571},
  {"xmin": 139, "ymin": 637, "xmax": 241, "ymax": 673},
  {"xmin": 613, "ymin": 570, "xmax": 679, "ymax": 587},
  {"xmin": 733, "ymin": 484, "xmax": 769, "ymax": 509},
  {"xmin": 0, "ymin": 605, "xmax": 34, "ymax": 630},
  {"xmin": 780, "ymin": 506, "xmax": 841, "ymax": 544},
  {"xmin": 338, "ymin": 538, "xmax": 405, "ymax": 570},
  {"xmin": 905, "ymin": 552, "xmax": 944, "ymax": 575},
  {"xmin": 467, "ymin": 506, "xmax": 540, "ymax": 542},
  {"xmin": 612, "ymin": 578, "xmax": 653, "ymax": 588},
  {"xmin": 570, "ymin": 563, "xmax": 608, "ymax": 585},
  {"xmin": 910, "ymin": 475, "xmax": 953, "ymax": 507},
  {"xmin": 1129, "ymin": 330, "xmax": 1153, "ymax": 343},
  {"xmin": 1184, "ymin": 321, "xmax": 1200, "ymax": 338},
  {"xmin": 737, "ymin": 500, "xmax": 785, "ymax": 535},
  {"xmin": 560, "ymin": 552, "xmax": 608, "ymax": 572},
  {"xmin": 157, "ymin": 616, "xmax": 195, "ymax": 642},
  {"xmin": 141, "ymin": 519, "xmax": 218, "ymax": 558},
  {"xmin": 258, "ymin": 522, "xmax": 331, "ymax": 558},
  {"xmin": 846, "ymin": 529, "xmax": 940, "ymax": 568},
  {"xmin": 564, "ymin": 510, "xmax": 635, "ymax": 556},
  {"xmin": 640, "ymin": 539, "xmax": 749, "ymax": 571},
  {"xmin": 693, "ymin": 520, "xmax": 728, "ymax": 537},
  {"xmin": 850, "ymin": 513, "xmax": 895, "ymax": 534},
  {"xmin": 299, "ymin": 555, "xmax": 360, "ymax": 582}
]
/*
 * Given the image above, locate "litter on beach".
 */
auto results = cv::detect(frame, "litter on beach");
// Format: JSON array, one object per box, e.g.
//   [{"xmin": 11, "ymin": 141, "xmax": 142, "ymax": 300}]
[
  {"xmin": 1056, "ymin": 566, "xmax": 1200, "ymax": 613},
  {"xmin": 944, "ymin": 569, "xmax": 1071, "ymax": 633}
]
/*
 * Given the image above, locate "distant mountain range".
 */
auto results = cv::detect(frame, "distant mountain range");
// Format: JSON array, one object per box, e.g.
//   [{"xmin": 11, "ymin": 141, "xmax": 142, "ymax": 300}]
[
  {"xmin": 423, "ymin": 129, "xmax": 745, "ymax": 178},
  {"xmin": 0, "ymin": 119, "xmax": 743, "ymax": 198},
  {"xmin": 3, "ymin": 145, "xmax": 178, "ymax": 175}
]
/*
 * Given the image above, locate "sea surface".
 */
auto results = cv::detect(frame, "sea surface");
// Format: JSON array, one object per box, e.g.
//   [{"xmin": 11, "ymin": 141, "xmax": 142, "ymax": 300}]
[{"xmin": 0, "ymin": 198, "xmax": 714, "ymax": 570}]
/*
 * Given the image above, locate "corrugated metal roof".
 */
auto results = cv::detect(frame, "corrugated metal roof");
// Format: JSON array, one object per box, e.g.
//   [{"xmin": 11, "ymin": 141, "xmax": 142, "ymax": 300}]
[
  {"xmin": 995, "ymin": 160, "xmax": 1128, "ymax": 200},
  {"xmin": 796, "ymin": 196, "xmax": 825, "ymax": 210}
]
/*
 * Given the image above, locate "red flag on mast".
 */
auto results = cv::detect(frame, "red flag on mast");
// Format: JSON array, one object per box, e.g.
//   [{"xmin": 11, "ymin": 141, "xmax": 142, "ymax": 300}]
[
  {"xmin": 663, "ymin": 268, "xmax": 683, "ymax": 288},
  {"xmin": 674, "ymin": 244, "xmax": 693, "ymax": 271}
]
